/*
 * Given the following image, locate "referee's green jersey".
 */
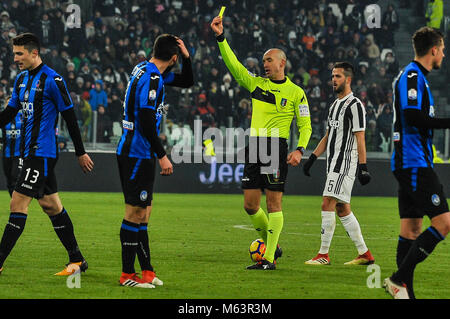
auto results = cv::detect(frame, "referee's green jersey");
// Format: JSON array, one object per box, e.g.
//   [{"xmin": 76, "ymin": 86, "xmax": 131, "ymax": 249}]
[{"xmin": 218, "ymin": 38, "xmax": 312, "ymax": 149}]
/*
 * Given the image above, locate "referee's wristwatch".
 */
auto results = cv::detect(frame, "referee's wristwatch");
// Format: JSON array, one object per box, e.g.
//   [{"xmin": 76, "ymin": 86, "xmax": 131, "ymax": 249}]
[{"xmin": 296, "ymin": 147, "xmax": 305, "ymax": 155}]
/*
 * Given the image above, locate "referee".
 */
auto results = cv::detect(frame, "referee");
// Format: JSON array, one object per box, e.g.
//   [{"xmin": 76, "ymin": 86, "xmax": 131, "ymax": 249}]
[
  {"xmin": 384, "ymin": 26, "xmax": 450, "ymax": 299},
  {"xmin": 211, "ymin": 16, "xmax": 312, "ymax": 270}
]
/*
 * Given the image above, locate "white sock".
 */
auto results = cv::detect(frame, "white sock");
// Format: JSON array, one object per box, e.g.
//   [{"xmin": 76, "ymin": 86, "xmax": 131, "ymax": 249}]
[
  {"xmin": 339, "ymin": 212, "xmax": 368, "ymax": 255},
  {"xmin": 318, "ymin": 211, "xmax": 336, "ymax": 254}
]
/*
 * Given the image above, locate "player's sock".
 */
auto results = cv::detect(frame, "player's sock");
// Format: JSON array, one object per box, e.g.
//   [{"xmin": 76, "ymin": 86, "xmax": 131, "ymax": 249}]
[
  {"xmin": 120, "ymin": 219, "xmax": 140, "ymax": 274},
  {"xmin": 318, "ymin": 211, "xmax": 336, "ymax": 254},
  {"xmin": 264, "ymin": 211, "xmax": 283, "ymax": 263},
  {"xmin": 248, "ymin": 207, "xmax": 269, "ymax": 243},
  {"xmin": 49, "ymin": 208, "xmax": 83, "ymax": 263},
  {"xmin": 392, "ymin": 226, "xmax": 444, "ymax": 287},
  {"xmin": 396, "ymin": 235, "xmax": 415, "ymax": 299},
  {"xmin": 136, "ymin": 223, "xmax": 153, "ymax": 271},
  {"xmin": 0, "ymin": 213, "xmax": 27, "ymax": 268},
  {"xmin": 339, "ymin": 212, "xmax": 368, "ymax": 255}
]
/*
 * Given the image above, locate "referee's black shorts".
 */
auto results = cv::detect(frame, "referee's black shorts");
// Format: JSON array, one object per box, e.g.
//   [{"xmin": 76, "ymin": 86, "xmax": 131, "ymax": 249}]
[
  {"xmin": 117, "ymin": 155, "xmax": 156, "ymax": 208},
  {"xmin": 393, "ymin": 167, "xmax": 449, "ymax": 219},
  {"xmin": 241, "ymin": 137, "xmax": 288, "ymax": 193}
]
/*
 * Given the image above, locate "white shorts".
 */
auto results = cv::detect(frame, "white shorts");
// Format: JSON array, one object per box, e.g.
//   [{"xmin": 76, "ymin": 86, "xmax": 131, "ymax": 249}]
[{"xmin": 322, "ymin": 171, "xmax": 355, "ymax": 204}]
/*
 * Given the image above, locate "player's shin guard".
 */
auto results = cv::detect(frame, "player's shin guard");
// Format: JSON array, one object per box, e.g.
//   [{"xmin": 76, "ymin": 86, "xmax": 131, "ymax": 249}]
[
  {"xmin": 49, "ymin": 208, "xmax": 83, "ymax": 263},
  {"xmin": 0, "ymin": 213, "xmax": 27, "ymax": 268},
  {"xmin": 264, "ymin": 211, "xmax": 283, "ymax": 263},
  {"xmin": 248, "ymin": 208, "xmax": 269, "ymax": 243},
  {"xmin": 339, "ymin": 212, "xmax": 368, "ymax": 255},
  {"xmin": 136, "ymin": 223, "xmax": 153, "ymax": 271},
  {"xmin": 319, "ymin": 211, "xmax": 335, "ymax": 254},
  {"xmin": 120, "ymin": 220, "xmax": 140, "ymax": 274},
  {"xmin": 392, "ymin": 226, "xmax": 444, "ymax": 286}
]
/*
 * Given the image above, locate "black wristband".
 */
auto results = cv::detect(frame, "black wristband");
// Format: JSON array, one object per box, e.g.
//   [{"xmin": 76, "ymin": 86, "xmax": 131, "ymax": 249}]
[
  {"xmin": 309, "ymin": 153, "xmax": 317, "ymax": 161},
  {"xmin": 216, "ymin": 33, "xmax": 225, "ymax": 42},
  {"xmin": 296, "ymin": 146, "xmax": 305, "ymax": 155}
]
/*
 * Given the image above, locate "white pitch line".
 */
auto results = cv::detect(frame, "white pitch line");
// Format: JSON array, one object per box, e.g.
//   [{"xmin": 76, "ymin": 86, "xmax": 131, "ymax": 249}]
[{"xmin": 233, "ymin": 225, "xmax": 396, "ymax": 241}]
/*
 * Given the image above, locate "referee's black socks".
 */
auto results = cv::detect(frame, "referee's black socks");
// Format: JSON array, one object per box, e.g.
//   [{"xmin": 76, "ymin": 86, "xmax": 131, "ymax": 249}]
[
  {"xmin": 49, "ymin": 208, "xmax": 84, "ymax": 263},
  {"xmin": 392, "ymin": 226, "xmax": 445, "ymax": 290},
  {"xmin": 0, "ymin": 212, "xmax": 27, "ymax": 268}
]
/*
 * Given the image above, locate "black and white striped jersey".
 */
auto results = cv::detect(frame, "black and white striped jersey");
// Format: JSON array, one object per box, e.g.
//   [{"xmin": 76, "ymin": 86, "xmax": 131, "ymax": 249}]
[{"xmin": 326, "ymin": 92, "xmax": 366, "ymax": 175}]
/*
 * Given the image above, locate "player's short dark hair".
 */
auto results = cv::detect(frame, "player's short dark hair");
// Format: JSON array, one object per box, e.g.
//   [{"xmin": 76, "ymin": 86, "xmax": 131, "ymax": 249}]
[
  {"xmin": 412, "ymin": 26, "xmax": 444, "ymax": 57},
  {"xmin": 153, "ymin": 34, "xmax": 180, "ymax": 61},
  {"xmin": 12, "ymin": 33, "xmax": 41, "ymax": 54},
  {"xmin": 333, "ymin": 61, "xmax": 354, "ymax": 78}
]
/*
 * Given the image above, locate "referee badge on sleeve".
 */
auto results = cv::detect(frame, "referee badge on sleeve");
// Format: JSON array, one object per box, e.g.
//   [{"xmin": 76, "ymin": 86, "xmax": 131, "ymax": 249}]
[{"xmin": 298, "ymin": 104, "xmax": 310, "ymax": 117}]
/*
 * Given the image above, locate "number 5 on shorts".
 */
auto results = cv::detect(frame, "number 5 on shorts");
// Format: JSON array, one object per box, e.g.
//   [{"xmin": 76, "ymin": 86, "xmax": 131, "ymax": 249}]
[
  {"xmin": 24, "ymin": 168, "xmax": 40, "ymax": 184},
  {"xmin": 327, "ymin": 179, "xmax": 334, "ymax": 192}
]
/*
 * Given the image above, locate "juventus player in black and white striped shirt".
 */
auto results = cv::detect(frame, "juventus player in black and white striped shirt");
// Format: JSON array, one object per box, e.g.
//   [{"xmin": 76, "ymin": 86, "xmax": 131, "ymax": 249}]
[{"xmin": 302, "ymin": 62, "xmax": 374, "ymax": 265}]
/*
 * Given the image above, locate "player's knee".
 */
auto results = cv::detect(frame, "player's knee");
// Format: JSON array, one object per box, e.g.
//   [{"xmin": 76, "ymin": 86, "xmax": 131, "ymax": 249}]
[
  {"xmin": 266, "ymin": 201, "xmax": 281, "ymax": 213},
  {"xmin": 244, "ymin": 204, "xmax": 259, "ymax": 215}
]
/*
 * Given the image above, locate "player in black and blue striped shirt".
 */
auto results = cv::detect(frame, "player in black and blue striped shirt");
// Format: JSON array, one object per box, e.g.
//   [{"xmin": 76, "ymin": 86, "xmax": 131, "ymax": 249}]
[
  {"xmin": 117, "ymin": 34, "xmax": 193, "ymax": 287},
  {"xmin": 384, "ymin": 27, "xmax": 450, "ymax": 299},
  {"xmin": 0, "ymin": 33, "xmax": 94, "ymax": 277}
]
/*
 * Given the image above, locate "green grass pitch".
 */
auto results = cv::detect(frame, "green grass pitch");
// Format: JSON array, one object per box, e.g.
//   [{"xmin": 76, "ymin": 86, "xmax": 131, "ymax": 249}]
[{"xmin": 0, "ymin": 192, "xmax": 448, "ymax": 299}]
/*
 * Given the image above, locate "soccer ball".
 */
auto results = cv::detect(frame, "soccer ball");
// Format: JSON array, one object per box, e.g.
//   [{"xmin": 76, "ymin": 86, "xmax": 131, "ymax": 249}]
[{"xmin": 249, "ymin": 239, "xmax": 266, "ymax": 262}]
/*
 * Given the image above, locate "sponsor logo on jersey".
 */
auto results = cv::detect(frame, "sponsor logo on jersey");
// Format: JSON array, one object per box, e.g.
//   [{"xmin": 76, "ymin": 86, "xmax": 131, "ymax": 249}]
[
  {"xmin": 21, "ymin": 101, "xmax": 34, "ymax": 118},
  {"xmin": 329, "ymin": 119, "xmax": 340, "ymax": 128},
  {"xmin": 122, "ymin": 120, "xmax": 134, "ymax": 130}
]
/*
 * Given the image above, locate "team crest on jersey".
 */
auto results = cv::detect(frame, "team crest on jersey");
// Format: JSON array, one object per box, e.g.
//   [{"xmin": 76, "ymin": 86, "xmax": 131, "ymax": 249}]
[
  {"xmin": 149, "ymin": 89, "xmax": 157, "ymax": 101},
  {"xmin": 408, "ymin": 88, "xmax": 417, "ymax": 100},
  {"xmin": 280, "ymin": 98, "xmax": 287, "ymax": 108}
]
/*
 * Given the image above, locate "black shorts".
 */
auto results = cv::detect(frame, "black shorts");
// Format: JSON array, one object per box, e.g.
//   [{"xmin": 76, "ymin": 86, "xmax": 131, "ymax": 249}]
[
  {"xmin": 2, "ymin": 156, "xmax": 22, "ymax": 196},
  {"xmin": 393, "ymin": 167, "xmax": 449, "ymax": 219},
  {"xmin": 14, "ymin": 156, "xmax": 58, "ymax": 199},
  {"xmin": 241, "ymin": 137, "xmax": 288, "ymax": 192},
  {"xmin": 117, "ymin": 155, "xmax": 156, "ymax": 208}
]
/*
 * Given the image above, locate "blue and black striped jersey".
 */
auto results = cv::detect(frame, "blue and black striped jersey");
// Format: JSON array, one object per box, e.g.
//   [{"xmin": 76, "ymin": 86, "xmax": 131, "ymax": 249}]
[
  {"xmin": 8, "ymin": 64, "xmax": 73, "ymax": 159},
  {"xmin": 117, "ymin": 61, "xmax": 172, "ymax": 159},
  {"xmin": 2, "ymin": 110, "xmax": 22, "ymax": 158},
  {"xmin": 391, "ymin": 61, "xmax": 434, "ymax": 171}
]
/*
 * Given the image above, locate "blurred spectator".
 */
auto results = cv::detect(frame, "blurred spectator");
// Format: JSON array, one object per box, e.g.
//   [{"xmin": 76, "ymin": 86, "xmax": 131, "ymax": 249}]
[
  {"xmin": 382, "ymin": 4, "xmax": 400, "ymax": 31},
  {"xmin": 193, "ymin": 93, "xmax": 215, "ymax": 134},
  {"xmin": 96, "ymin": 105, "xmax": 112, "ymax": 143},
  {"xmin": 89, "ymin": 79, "xmax": 108, "ymax": 112}
]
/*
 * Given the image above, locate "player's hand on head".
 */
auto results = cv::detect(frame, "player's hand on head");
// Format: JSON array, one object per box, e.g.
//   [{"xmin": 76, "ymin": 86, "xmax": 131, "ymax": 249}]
[
  {"xmin": 159, "ymin": 155, "xmax": 173, "ymax": 176},
  {"xmin": 176, "ymin": 38, "xmax": 189, "ymax": 58},
  {"xmin": 78, "ymin": 153, "xmax": 94, "ymax": 173},
  {"xmin": 357, "ymin": 163, "xmax": 371, "ymax": 185},
  {"xmin": 210, "ymin": 16, "xmax": 223, "ymax": 36},
  {"xmin": 302, "ymin": 153, "xmax": 317, "ymax": 177}
]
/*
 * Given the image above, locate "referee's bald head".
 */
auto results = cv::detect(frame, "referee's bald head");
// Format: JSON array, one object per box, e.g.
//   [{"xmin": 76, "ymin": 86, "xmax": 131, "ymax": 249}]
[{"xmin": 264, "ymin": 48, "xmax": 286, "ymax": 62}]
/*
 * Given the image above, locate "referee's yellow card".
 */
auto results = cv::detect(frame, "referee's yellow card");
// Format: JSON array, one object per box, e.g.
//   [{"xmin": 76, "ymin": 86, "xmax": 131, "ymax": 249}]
[{"xmin": 219, "ymin": 6, "xmax": 226, "ymax": 18}]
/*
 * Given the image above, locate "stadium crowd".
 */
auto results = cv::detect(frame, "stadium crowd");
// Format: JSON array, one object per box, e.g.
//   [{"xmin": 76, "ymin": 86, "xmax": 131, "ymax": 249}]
[{"xmin": 0, "ymin": 0, "xmax": 426, "ymax": 152}]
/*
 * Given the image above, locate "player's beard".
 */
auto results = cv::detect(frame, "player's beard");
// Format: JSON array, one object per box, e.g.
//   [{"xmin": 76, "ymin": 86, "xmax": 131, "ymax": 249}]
[
  {"xmin": 333, "ymin": 82, "xmax": 345, "ymax": 94},
  {"xmin": 432, "ymin": 59, "xmax": 442, "ymax": 70}
]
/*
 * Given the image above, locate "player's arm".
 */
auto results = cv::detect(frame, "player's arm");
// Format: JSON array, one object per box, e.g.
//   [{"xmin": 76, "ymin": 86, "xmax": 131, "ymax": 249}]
[
  {"xmin": 350, "ymin": 101, "xmax": 371, "ymax": 185},
  {"xmin": 211, "ymin": 16, "xmax": 257, "ymax": 92},
  {"xmin": 288, "ymin": 91, "xmax": 312, "ymax": 166},
  {"xmin": 164, "ymin": 38, "xmax": 194, "ymax": 88},
  {"xmin": 50, "ymin": 76, "xmax": 93, "ymax": 172},
  {"xmin": 139, "ymin": 109, "xmax": 172, "ymax": 175},
  {"xmin": 402, "ymin": 70, "xmax": 450, "ymax": 128},
  {"xmin": 302, "ymin": 130, "xmax": 328, "ymax": 177}
]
